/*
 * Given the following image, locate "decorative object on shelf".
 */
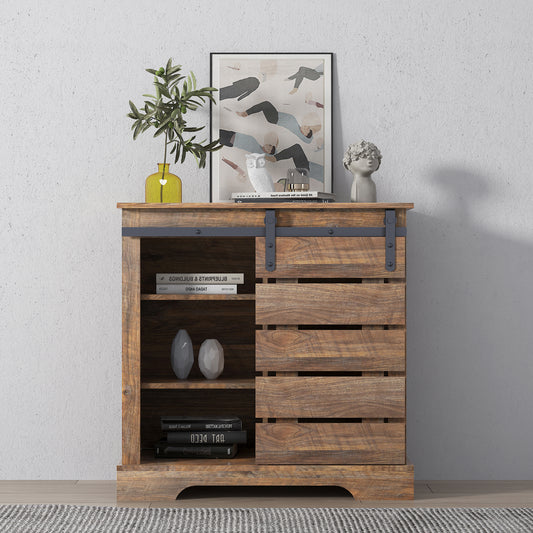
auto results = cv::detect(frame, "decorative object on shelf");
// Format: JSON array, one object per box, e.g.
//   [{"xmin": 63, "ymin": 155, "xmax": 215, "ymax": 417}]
[
  {"xmin": 210, "ymin": 53, "xmax": 333, "ymax": 202},
  {"xmin": 145, "ymin": 163, "xmax": 182, "ymax": 203},
  {"xmin": 245, "ymin": 153, "xmax": 275, "ymax": 193},
  {"xmin": 343, "ymin": 140, "xmax": 382, "ymax": 203},
  {"xmin": 170, "ymin": 329, "xmax": 194, "ymax": 380},
  {"xmin": 161, "ymin": 416, "xmax": 242, "ymax": 431},
  {"xmin": 198, "ymin": 339, "xmax": 224, "ymax": 379},
  {"xmin": 127, "ymin": 58, "xmax": 222, "ymax": 203},
  {"xmin": 155, "ymin": 441, "xmax": 238, "ymax": 458},
  {"xmin": 231, "ymin": 191, "xmax": 335, "ymax": 203},
  {"xmin": 156, "ymin": 272, "xmax": 243, "ymax": 295},
  {"xmin": 156, "ymin": 416, "xmax": 244, "ymax": 459},
  {"xmin": 286, "ymin": 168, "xmax": 310, "ymax": 191}
]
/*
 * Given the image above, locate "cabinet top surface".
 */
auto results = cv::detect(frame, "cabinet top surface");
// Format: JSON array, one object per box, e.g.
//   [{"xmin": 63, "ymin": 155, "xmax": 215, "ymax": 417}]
[{"xmin": 117, "ymin": 202, "xmax": 414, "ymax": 210}]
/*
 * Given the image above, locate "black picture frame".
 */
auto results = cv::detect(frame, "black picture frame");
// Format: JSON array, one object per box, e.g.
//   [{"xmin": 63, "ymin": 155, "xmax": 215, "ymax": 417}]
[{"xmin": 210, "ymin": 52, "xmax": 333, "ymax": 202}]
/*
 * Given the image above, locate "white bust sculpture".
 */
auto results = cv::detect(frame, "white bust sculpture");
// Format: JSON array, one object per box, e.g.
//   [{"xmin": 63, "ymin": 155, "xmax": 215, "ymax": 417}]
[{"xmin": 343, "ymin": 140, "xmax": 382, "ymax": 203}]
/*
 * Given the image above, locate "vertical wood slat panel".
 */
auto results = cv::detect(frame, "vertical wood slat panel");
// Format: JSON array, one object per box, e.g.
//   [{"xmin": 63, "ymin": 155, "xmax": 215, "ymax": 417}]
[
  {"xmin": 261, "ymin": 277, "xmax": 269, "ymax": 424},
  {"xmin": 387, "ymin": 279, "xmax": 407, "ymax": 427},
  {"xmin": 122, "ymin": 237, "xmax": 141, "ymax": 464},
  {"xmin": 362, "ymin": 279, "xmax": 385, "ymax": 423},
  {"xmin": 275, "ymin": 279, "xmax": 298, "ymax": 423}
]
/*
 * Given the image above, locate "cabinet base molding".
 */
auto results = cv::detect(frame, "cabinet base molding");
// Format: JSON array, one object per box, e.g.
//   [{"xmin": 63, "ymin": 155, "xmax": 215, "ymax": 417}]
[{"xmin": 117, "ymin": 461, "xmax": 414, "ymax": 501}]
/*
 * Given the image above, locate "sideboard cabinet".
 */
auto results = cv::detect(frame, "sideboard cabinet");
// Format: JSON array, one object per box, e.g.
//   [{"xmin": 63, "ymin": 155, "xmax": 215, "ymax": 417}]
[{"xmin": 117, "ymin": 203, "xmax": 414, "ymax": 501}]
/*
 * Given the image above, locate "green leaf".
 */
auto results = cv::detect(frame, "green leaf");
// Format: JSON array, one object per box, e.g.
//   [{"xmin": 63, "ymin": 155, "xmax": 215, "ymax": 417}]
[
  {"xmin": 145, "ymin": 68, "xmax": 158, "ymax": 75},
  {"xmin": 190, "ymin": 70, "xmax": 197, "ymax": 90},
  {"xmin": 153, "ymin": 82, "xmax": 171, "ymax": 99},
  {"xmin": 133, "ymin": 121, "xmax": 143, "ymax": 140},
  {"xmin": 142, "ymin": 94, "xmax": 156, "ymax": 99},
  {"xmin": 168, "ymin": 73, "xmax": 185, "ymax": 82},
  {"xmin": 154, "ymin": 124, "xmax": 169, "ymax": 137},
  {"xmin": 167, "ymin": 65, "xmax": 181, "ymax": 75},
  {"xmin": 166, "ymin": 57, "xmax": 172, "ymax": 73},
  {"xmin": 129, "ymin": 101, "xmax": 141, "ymax": 118}
]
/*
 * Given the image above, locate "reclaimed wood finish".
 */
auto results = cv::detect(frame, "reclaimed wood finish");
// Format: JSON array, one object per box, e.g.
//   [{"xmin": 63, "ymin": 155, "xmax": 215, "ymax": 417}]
[
  {"xmin": 256, "ymin": 377, "xmax": 405, "ymax": 419},
  {"xmin": 117, "ymin": 461, "xmax": 414, "ymax": 501},
  {"xmin": 118, "ymin": 203, "xmax": 414, "ymax": 501},
  {"xmin": 256, "ymin": 329, "xmax": 405, "ymax": 372},
  {"xmin": 362, "ymin": 278, "xmax": 386, "ymax": 423},
  {"xmin": 122, "ymin": 237, "xmax": 141, "ymax": 465},
  {"xmin": 256, "ymin": 237, "xmax": 405, "ymax": 278},
  {"xmin": 256, "ymin": 423, "xmax": 405, "ymax": 465},
  {"xmin": 273, "ymin": 280, "xmax": 300, "ymax": 423},
  {"xmin": 256, "ymin": 283, "xmax": 405, "ymax": 325},
  {"xmin": 119, "ymin": 203, "xmax": 412, "ymax": 229},
  {"xmin": 118, "ymin": 203, "xmax": 415, "ymax": 209}
]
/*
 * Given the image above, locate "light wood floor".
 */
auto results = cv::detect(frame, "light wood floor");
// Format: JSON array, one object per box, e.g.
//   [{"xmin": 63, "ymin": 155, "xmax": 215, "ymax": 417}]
[{"xmin": 0, "ymin": 481, "xmax": 532, "ymax": 508}]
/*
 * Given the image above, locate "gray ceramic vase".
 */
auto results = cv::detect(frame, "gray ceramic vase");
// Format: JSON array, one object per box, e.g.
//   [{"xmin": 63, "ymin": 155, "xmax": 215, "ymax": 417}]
[
  {"xmin": 198, "ymin": 339, "xmax": 224, "ymax": 380},
  {"xmin": 170, "ymin": 329, "xmax": 194, "ymax": 380}
]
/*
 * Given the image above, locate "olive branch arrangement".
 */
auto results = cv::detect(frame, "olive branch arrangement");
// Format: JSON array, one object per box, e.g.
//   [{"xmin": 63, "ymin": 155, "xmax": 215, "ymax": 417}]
[{"xmin": 127, "ymin": 58, "xmax": 222, "ymax": 179}]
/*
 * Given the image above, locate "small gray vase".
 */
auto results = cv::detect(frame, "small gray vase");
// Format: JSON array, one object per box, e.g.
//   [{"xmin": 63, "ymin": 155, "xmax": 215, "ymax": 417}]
[{"xmin": 170, "ymin": 329, "xmax": 194, "ymax": 380}]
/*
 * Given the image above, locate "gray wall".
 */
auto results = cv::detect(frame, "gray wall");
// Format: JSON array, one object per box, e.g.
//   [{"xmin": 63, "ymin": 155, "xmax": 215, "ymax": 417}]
[{"xmin": 1, "ymin": 0, "xmax": 532, "ymax": 479}]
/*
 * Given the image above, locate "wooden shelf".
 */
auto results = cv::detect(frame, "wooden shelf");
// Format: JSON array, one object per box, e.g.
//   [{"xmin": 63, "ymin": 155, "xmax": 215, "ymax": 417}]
[
  {"xmin": 141, "ymin": 378, "xmax": 256, "ymax": 390},
  {"xmin": 141, "ymin": 294, "xmax": 255, "ymax": 301},
  {"xmin": 125, "ymin": 448, "xmax": 257, "ymax": 469},
  {"xmin": 118, "ymin": 202, "xmax": 415, "ymax": 210}
]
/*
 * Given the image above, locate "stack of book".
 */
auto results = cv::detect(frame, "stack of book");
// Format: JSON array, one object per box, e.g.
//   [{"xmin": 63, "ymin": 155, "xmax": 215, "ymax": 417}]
[
  {"xmin": 156, "ymin": 273, "xmax": 244, "ymax": 295},
  {"xmin": 232, "ymin": 191, "xmax": 336, "ymax": 203},
  {"xmin": 155, "ymin": 416, "xmax": 246, "ymax": 459}
]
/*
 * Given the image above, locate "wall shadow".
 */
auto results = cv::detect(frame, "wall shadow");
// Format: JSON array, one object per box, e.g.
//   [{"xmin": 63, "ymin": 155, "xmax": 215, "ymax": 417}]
[
  {"xmin": 331, "ymin": 54, "xmax": 348, "ymax": 200},
  {"xmin": 407, "ymin": 166, "xmax": 533, "ymax": 479}
]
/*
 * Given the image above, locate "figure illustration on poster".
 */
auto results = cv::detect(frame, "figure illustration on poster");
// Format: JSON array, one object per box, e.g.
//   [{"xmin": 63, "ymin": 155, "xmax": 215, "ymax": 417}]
[{"xmin": 210, "ymin": 53, "xmax": 332, "ymax": 201}]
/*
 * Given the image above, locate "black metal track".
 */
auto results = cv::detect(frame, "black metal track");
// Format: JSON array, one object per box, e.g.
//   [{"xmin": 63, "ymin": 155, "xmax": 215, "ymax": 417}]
[
  {"xmin": 121, "ymin": 226, "xmax": 406, "ymax": 238},
  {"xmin": 122, "ymin": 208, "xmax": 405, "ymax": 272}
]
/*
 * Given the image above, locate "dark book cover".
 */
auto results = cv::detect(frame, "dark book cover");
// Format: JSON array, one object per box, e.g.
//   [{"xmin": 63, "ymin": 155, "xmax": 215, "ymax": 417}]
[
  {"xmin": 154, "ymin": 441, "xmax": 238, "ymax": 459},
  {"xmin": 166, "ymin": 430, "xmax": 247, "ymax": 445},
  {"xmin": 161, "ymin": 416, "xmax": 242, "ymax": 431}
]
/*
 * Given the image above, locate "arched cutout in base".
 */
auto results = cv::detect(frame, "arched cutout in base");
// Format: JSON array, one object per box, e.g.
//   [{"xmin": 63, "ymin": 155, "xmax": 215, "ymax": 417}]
[{"xmin": 175, "ymin": 485, "xmax": 355, "ymax": 501}]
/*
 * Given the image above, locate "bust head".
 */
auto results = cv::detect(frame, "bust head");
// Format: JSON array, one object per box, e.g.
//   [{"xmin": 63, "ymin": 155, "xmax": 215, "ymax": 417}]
[{"xmin": 343, "ymin": 140, "xmax": 382, "ymax": 176}]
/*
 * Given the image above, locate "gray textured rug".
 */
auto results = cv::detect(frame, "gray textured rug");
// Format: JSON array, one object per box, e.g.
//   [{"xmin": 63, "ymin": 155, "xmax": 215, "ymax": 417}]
[{"xmin": 1, "ymin": 505, "xmax": 533, "ymax": 532}]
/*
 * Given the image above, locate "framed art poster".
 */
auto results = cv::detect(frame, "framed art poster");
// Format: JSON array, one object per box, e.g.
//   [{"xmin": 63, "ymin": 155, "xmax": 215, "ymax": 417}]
[{"xmin": 210, "ymin": 53, "xmax": 333, "ymax": 202}]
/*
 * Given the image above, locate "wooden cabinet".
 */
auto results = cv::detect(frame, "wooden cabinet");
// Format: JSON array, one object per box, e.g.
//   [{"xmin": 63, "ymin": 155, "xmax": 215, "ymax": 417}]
[{"xmin": 117, "ymin": 203, "xmax": 414, "ymax": 501}]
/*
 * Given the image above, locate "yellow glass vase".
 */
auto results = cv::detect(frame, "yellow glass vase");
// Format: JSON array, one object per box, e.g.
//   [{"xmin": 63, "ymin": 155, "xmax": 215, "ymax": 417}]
[{"xmin": 145, "ymin": 163, "xmax": 182, "ymax": 203}]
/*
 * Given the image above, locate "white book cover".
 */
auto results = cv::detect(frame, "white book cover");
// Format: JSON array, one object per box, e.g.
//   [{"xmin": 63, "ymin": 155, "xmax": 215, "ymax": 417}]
[
  {"xmin": 156, "ymin": 284, "xmax": 237, "ymax": 295},
  {"xmin": 157, "ymin": 273, "xmax": 244, "ymax": 284},
  {"xmin": 231, "ymin": 191, "xmax": 335, "ymax": 199}
]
